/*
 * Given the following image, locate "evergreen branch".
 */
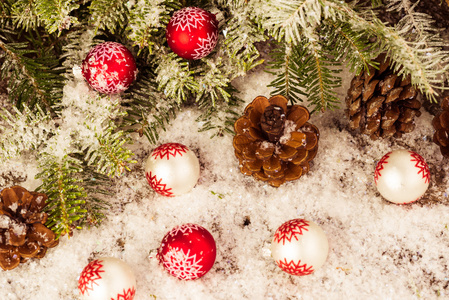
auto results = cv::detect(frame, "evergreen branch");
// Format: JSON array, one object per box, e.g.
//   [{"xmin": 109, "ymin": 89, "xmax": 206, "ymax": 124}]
[
  {"xmin": 10, "ymin": 0, "xmax": 41, "ymax": 31},
  {"xmin": 35, "ymin": 0, "xmax": 79, "ymax": 34},
  {"xmin": 85, "ymin": 127, "xmax": 137, "ymax": 177},
  {"xmin": 128, "ymin": 0, "xmax": 181, "ymax": 53},
  {"xmin": 324, "ymin": 0, "xmax": 449, "ymax": 99},
  {"xmin": 0, "ymin": 104, "xmax": 54, "ymax": 162},
  {"xmin": 36, "ymin": 154, "xmax": 87, "ymax": 239},
  {"xmin": 323, "ymin": 19, "xmax": 379, "ymax": 74},
  {"xmin": 155, "ymin": 52, "xmax": 199, "ymax": 103},
  {"xmin": 0, "ymin": 34, "xmax": 64, "ymax": 113},
  {"xmin": 89, "ymin": 0, "xmax": 129, "ymax": 34},
  {"xmin": 266, "ymin": 41, "xmax": 309, "ymax": 104},
  {"xmin": 306, "ymin": 40, "xmax": 341, "ymax": 112},
  {"xmin": 123, "ymin": 74, "xmax": 180, "ymax": 144},
  {"xmin": 194, "ymin": 57, "xmax": 231, "ymax": 105}
]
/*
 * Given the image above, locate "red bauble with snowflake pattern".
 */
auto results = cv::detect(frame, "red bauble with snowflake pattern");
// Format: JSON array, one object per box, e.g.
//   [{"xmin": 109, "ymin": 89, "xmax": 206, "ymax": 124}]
[
  {"xmin": 144, "ymin": 143, "xmax": 200, "ymax": 197},
  {"xmin": 375, "ymin": 149, "xmax": 430, "ymax": 204},
  {"xmin": 78, "ymin": 257, "xmax": 136, "ymax": 300},
  {"xmin": 157, "ymin": 223, "xmax": 216, "ymax": 280},
  {"xmin": 166, "ymin": 7, "xmax": 219, "ymax": 60},
  {"xmin": 82, "ymin": 42, "xmax": 137, "ymax": 94},
  {"xmin": 271, "ymin": 219, "xmax": 329, "ymax": 276}
]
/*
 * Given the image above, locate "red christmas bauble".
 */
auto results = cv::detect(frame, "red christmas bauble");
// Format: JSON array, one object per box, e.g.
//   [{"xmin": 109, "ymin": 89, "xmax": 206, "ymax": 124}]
[
  {"xmin": 82, "ymin": 42, "xmax": 137, "ymax": 94},
  {"xmin": 157, "ymin": 223, "xmax": 216, "ymax": 280},
  {"xmin": 166, "ymin": 7, "xmax": 219, "ymax": 60}
]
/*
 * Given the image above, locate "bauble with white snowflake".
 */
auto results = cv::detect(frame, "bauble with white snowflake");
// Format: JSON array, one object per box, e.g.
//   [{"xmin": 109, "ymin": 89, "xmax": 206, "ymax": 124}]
[
  {"xmin": 374, "ymin": 149, "xmax": 430, "ymax": 204},
  {"xmin": 144, "ymin": 143, "xmax": 200, "ymax": 197},
  {"xmin": 82, "ymin": 42, "xmax": 137, "ymax": 94},
  {"xmin": 78, "ymin": 257, "xmax": 136, "ymax": 300},
  {"xmin": 166, "ymin": 7, "xmax": 219, "ymax": 60},
  {"xmin": 157, "ymin": 223, "xmax": 216, "ymax": 280},
  {"xmin": 271, "ymin": 219, "xmax": 329, "ymax": 276}
]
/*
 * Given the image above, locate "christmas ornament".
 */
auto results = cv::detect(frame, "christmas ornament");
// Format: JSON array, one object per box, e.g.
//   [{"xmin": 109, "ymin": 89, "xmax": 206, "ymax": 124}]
[
  {"xmin": 271, "ymin": 219, "xmax": 329, "ymax": 276},
  {"xmin": 82, "ymin": 42, "xmax": 137, "ymax": 94},
  {"xmin": 346, "ymin": 53, "xmax": 422, "ymax": 140},
  {"xmin": 233, "ymin": 95, "xmax": 319, "ymax": 187},
  {"xmin": 78, "ymin": 257, "xmax": 136, "ymax": 300},
  {"xmin": 0, "ymin": 186, "xmax": 59, "ymax": 271},
  {"xmin": 166, "ymin": 7, "xmax": 219, "ymax": 60},
  {"xmin": 144, "ymin": 143, "xmax": 200, "ymax": 197},
  {"xmin": 432, "ymin": 96, "xmax": 449, "ymax": 157},
  {"xmin": 157, "ymin": 223, "xmax": 216, "ymax": 280},
  {"xmin": 374, "ymin": 149, "xmax": 430, "ymax": 204}
]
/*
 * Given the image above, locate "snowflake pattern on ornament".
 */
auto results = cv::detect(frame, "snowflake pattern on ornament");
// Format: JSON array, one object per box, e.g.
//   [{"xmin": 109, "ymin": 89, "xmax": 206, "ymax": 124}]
[
  {"xmin": 83, "ymin": 42, "xmax": 135, "ymax": 94},
  {"xmin": 166, "ymin": 223, "xmax": 202, "ymax": 239},
  {"xmin": 273, "ymin": 219, "xmax": 310, "ymax": 245},
  {"xmin": 162, "ymin": 248, "xmax": 205, "ymax": 280},
  {"xmin": 152, "ymin": 143, "xmax": 188, "ymax": 160},
  {"xmin": 192, "ymin": 32, "xmax": 218, "ymax": 60},
  {"xmin": 146, "ymin": 172, "xmax": 174, "ymax": 197},
  {"xmin": 78, "ymin": 259, "xmax": 105, "ymax": 296},
  {"xmin": 374, "ymin": 152, "xmax": 391, "ymax": 184},
  {"xmin": 114, "ymin": 287, "xmax": 136, "ymax": 300},
  {"xmin": 171, "ymin": 7, "xmax": 215, "ymax": 32},
  {"xmin": 409, "ymin": 151, "xmax": 430, "ymax": 184},
  {"xmin": 276, "ymin": 258, "xmax": 314, "ymax": 276}
]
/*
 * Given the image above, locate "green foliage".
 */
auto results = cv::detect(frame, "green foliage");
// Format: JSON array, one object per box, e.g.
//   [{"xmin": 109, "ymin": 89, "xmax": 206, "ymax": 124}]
[
  {"xmin": 36, "ymin": 154, "xmax": 87, "ymax": 239},
  {"xmin": 88, "ymin": 0, "xmax": 128, "ymax": 34},
  {"xmin": 35, "ymin": 0, "xmax": 79, "ymax": 34}
]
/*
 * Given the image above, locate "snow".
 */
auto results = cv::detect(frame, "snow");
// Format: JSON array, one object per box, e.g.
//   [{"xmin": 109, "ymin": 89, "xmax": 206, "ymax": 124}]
[{"xmin": 1, "ymin": 65, "xmax": 449, "ymax": 300}]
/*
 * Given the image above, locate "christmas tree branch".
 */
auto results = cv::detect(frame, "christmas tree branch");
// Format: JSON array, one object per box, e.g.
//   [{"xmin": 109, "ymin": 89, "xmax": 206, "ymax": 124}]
[
  {"xmin": 35, "ymin": 0, "xmax": 79, "ymax": 34},
  {"xmin": 89, "ymin": 0, "xmax": 129, "ymax": 34}
]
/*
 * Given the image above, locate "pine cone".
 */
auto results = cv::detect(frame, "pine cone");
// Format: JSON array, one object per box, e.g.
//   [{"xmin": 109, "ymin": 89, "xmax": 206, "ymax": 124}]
[
  {"xmin": 432, "ymin": 96, "xmax": 449, "ymax": 157},
  {"xmin": 0, "ymin": 186, "xmax": 58, "ymax": 271},
  {"xmin": 346, "ymin": 54, "xmax": 422, "ymax": 140},
  {"xmin": 233, "ymin": 95, "xmax": 319, "ymax": 187}
]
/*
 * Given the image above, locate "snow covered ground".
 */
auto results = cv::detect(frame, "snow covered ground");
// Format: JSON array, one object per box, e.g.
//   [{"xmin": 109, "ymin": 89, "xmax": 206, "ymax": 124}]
[{"xmin": 1, "ymin": 65, "xmax": 448, "ymax": 300}]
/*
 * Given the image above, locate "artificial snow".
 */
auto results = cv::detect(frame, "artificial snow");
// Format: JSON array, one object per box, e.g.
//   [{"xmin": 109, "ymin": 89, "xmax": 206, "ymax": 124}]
[{"xmin": 1, "ymin": 66, "xmax": 449, "ymax": 300}]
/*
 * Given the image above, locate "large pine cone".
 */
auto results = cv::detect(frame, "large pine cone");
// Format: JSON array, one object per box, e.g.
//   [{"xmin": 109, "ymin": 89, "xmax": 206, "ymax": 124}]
[
  {"xmin": 346, "ymin": 54, "xmax": 422, "ymax": 140},
  {"xmin": 432, "ymin": 96, "xmax": 449, "ymax": 157},
  {"xmin": 233, "ymin": 95, "xmax": 319, "ymax": 187},
  {"xmin": 0, "ymin": 186, "xmax": 58, "ymax": 271}
]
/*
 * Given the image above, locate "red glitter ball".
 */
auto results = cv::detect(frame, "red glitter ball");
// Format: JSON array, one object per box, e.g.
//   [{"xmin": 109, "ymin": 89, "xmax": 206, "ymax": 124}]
[
  {"xmin": 157, "ymin": 223, "xmax": 216, "ymax": 280},
  {"xmin": 166, "ymin": 7, "xmax": 219, "ymax": 60},
  {"xmin": 82, "ymin": 42, "xmax": 137, "ymax": 94}
]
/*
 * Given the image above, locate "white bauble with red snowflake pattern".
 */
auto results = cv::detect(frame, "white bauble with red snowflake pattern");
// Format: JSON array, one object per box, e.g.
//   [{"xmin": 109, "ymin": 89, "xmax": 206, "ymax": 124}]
[
  {"xmin": 144, "ymin": 143, "xmax": 200, "ymax": 197},
  {"xmin": 78, "ymin": 257, "xmax": 136, "ymax": 300},
  {"xmin": 166, "ymin": 7, "xmax": 219, "ymax": 60},
  {"xmin": 271, "ymin": 219, "xmax": 329, "ymax": 276},
  {"xmin": 157, "ymin": 223, "xmax": 216, "ymax": 280},
  {"xmin": 374, "ymin": 149, "xmax": 430, "ymax": 204},
  {"xmin": 82, "ymin": 42, "xmax": 137, "ymax": 94}
]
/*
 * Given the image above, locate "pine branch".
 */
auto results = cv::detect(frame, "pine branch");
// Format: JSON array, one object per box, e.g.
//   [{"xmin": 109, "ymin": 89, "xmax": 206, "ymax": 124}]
[
  {"xmin": 88, "ymin": 0, "xmax": 129, "ymax": 34},
  {"xmin": 123, "ymin": 74, "xmax": 180, "ymax": 144},
  {"xmin": 10, "ymin": 0, "xmax": 41, "ymax": 31},
  {"xmin": 0, "ymin": 30, "xmax": 64, "ymax": 113},
  {"xmin": 155, "ymin": 52, "xmax": 199, "ymax": 103},
  {"xmin": 36, "ymin": 154, "xmax": 87, "ymax": 239},
  {"xmin": 266, "ymin": 41, "xmax": 309, "ymax": 104},
  {"xmin": 127, "ymin": 0, "xmax": 181, "ymax": 53},
  {"xmin": 35, "ymin": 0, "xmax": 79, "ymax": 34},
  {"xmin": 194, "ymin": 57, "xmax": 232, "ymax": 105},
  {"xmin": 0, "ymin": 104, "xmax": 54, "ymax": 162}
]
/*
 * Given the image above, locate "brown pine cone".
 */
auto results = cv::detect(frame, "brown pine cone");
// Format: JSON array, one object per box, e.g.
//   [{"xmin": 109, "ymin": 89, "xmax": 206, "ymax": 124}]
[
  {"xmin": 233, "ymin": 95, "xmax": 319, "ymax": 187},
  {"xmin": 0, "ymin": 186, "xmax": 58, "ymax": 271},
  {"xmin": 432, "ymin": 96, "xmax": 449, "ymax": 157},
  {"xmin": 346, "ymin": 54, "xmax": 422, "ymax": 140}
]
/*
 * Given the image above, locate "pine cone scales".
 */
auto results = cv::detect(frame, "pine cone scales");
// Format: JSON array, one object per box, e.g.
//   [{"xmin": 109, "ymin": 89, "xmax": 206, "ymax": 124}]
[
  {"xmin": 346, "ymin": 54, "xmax": 422, "ymax": 139},
  {"xmin": 432, "ymin": 96, "xmax": 449, "ymax": 157},
  {"xmin": 0, "ymin": 186, "xmax": 58, "ymax": 271},
  {"xmin": 233, "ymin": 95, "xmax": 319, "ymax": 187}
]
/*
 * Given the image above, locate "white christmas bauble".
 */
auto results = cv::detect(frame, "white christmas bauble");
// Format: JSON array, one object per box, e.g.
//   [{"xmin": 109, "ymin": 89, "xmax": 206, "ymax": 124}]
[
  {"xmin": 145, "ymin": 143, "xmax": 200, "ymax": 197},
  {"xmin": 271, "ymin": 219, "xmax": 329, "ymax": 276},
  {"xmin": 78, "ymin": 257, "xmax": 136, "ymax": 300},
  {"xmin": 374, "ymin": 149, "xmax": 430, "ymax": 204}
]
